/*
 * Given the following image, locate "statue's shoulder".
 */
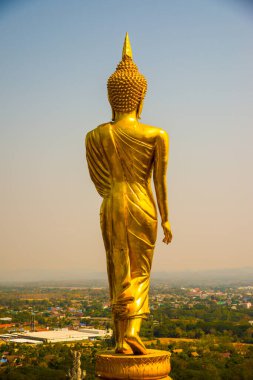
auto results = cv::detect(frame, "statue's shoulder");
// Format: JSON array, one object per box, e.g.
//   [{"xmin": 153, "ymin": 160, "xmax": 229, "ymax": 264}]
[
  {"xmin": 96, "ymin": 122, "xmax": 111, "ymax": 134},
  {"xmin": 139, "ymin": 123, "xmax": 169, "ymax": 141},
  {"xmin": 86, "ymin": 122, "xmax": 111, "ymax": 142},
  {"xmin": 157, "ymin": 127, "xmax": 169, "ymax": 140}
]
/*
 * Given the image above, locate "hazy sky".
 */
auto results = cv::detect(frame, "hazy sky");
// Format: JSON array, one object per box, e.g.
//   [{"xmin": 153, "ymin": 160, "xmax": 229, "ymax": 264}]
[{"xmin": 0, "ymin": 0, "xmax": 253, "ymax": 281}]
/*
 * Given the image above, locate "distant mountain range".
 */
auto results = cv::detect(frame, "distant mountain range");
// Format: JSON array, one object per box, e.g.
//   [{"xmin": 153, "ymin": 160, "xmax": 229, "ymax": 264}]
[
  {"xmin": 1, "ymin": 267, "xmax": 253, "ymax": 287},
  {"xmin": 150, "ymin": 267, "xmax": 253, "ymax": 286}
]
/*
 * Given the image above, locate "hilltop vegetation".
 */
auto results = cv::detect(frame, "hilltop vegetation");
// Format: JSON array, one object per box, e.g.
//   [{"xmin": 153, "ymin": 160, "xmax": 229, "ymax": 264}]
[
  {"xmin": 1, "ymin": 337, "xmax": 253, "ymax": 379},
  {"xmin": 0, "ymin": 283, "xmax": 253, "ymax": 379}
]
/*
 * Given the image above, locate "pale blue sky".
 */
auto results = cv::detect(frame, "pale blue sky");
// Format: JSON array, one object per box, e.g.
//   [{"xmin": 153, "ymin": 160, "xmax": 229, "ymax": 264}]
[{"xmin": 0, "ymin": 0, "xmax": 253, "ymax": 281}]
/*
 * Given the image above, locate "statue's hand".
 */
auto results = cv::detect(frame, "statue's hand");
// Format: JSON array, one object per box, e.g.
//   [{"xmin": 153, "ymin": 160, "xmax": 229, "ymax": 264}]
[{"xmin": 162, "ymin": 221, "xmax": 172, "ymax": 244}]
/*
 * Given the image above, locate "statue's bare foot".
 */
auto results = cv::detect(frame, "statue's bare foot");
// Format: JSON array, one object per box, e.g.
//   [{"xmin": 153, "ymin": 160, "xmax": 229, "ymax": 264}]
[
  {"xmin": 115, "ymin": 340, "xmax": 133, "ymax": 355},
  {"xmin": 125, "ymin": 334, "xmax": 147, "ymax": 355}
]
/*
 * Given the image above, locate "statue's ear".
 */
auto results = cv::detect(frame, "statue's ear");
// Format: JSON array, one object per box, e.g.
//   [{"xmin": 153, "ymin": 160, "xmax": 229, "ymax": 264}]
[
  {"xmin": 111, "ymin": 108, "xmax": 115, "ymax": 121},
  {"xmin": 137, "ymin": 99, "xmax": 144, "ymax": 120},
  {"xmin": 137, "ymin": 89, "xmax": 145, "ymax": 119}
]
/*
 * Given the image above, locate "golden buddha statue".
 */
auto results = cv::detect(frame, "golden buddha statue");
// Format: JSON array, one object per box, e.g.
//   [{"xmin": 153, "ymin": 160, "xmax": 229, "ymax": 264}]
[{"xmin": 86, "ymin": 33, "xmax": 172, "ymax": 356}]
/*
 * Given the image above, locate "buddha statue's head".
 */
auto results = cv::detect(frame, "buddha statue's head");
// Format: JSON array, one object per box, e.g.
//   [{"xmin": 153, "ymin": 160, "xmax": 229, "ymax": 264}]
[{"xmin": 107, "ymin": 33, "xmax": 147, "ymax": 120}]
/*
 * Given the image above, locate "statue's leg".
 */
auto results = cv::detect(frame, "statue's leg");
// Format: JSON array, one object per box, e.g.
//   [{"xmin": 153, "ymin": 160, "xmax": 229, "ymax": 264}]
[
  {"xmin": 114, "ymin": 317, "xmax": 133, "ymax": 354},
  {"xmin": 125, "ymin": 317, "xmax": 147, "ymax": 355}
]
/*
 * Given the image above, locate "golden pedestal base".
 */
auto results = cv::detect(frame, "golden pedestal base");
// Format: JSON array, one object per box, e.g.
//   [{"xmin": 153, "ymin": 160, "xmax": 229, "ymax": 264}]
[{"xmin": 95, "ymin": 349, "xmax": 172, "ymax": 380}]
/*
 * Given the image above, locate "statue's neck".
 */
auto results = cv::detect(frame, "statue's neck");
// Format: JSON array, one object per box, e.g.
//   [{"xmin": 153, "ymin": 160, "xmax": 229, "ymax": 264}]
[{"xmin": 114, "ymin": 110, "xmax": 137, "ymax": 123}]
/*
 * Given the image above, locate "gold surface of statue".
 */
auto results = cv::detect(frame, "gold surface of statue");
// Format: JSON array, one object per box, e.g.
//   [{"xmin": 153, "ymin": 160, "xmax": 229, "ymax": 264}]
[{"xmin": 86, "ymin": 33, "xmax": 172, "ymax": 358}]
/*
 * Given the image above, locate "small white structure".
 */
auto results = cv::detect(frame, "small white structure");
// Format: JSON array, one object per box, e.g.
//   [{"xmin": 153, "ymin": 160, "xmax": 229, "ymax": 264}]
[
  {"xmin": 242, "ymin": 302, "xmax": 252, "ymax": 309},
  {"xmin": 0, "ymin": 317, "xmax": 12, "ymax": 322},
  {"xmin": 10, "ymin": 338, "xmax": 43, "ymax": 345}
]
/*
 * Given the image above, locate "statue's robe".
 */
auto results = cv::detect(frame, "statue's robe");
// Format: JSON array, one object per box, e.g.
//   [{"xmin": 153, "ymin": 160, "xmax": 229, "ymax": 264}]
[{"xmin": 86, "ymin": 123, "xmax": 157, "ymax": 319}]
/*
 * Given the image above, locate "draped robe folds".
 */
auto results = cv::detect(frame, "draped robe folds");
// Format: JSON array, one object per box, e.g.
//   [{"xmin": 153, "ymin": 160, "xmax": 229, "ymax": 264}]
[{"xmin": 86, "ymin": 123, "xmax": 157, "ymax": 319}]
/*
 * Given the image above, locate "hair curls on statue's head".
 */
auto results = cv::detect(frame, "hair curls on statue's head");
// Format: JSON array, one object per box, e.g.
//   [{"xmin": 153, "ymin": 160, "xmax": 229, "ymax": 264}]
[{"xmin": 107, "ymin": 36, "xmax": 147, "ymax": 114}]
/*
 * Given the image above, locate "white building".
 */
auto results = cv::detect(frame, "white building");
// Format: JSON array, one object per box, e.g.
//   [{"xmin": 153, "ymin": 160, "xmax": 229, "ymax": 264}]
[
  {"xmin": 16, "ymin": 328, "xmax": 111, "ymax": 343},
  {"xmin": 0, "ymin": 317, "xmax": 12, "ymax": 322}
]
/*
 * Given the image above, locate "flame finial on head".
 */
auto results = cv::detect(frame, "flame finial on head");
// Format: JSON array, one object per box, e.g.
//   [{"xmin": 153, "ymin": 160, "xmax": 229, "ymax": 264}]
[{"xmin": 122, "ymin": 32, "xmax": 133, "ymax": 59}]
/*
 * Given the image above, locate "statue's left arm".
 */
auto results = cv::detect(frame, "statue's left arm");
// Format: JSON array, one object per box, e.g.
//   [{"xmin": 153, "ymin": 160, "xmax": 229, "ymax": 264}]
[{"xmin": 153, "ymin": 130, "xmax": 172, "ymax": 244}]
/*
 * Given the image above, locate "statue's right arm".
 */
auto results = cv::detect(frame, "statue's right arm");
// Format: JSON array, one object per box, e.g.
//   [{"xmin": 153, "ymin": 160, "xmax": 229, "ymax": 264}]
[
  {"xmin": 153, "ymin": 129, "xmax": 172, "ymax": 244},
  {"xmin": 85, "ymin": 127, "xmax": 111, "ymax": 198}
]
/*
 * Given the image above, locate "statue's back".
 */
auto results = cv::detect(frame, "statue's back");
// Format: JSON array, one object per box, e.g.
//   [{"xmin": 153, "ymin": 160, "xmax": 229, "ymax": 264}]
[{"xmin": 97, "ymin": 122, "xmax": 160, "ymax": 186}]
